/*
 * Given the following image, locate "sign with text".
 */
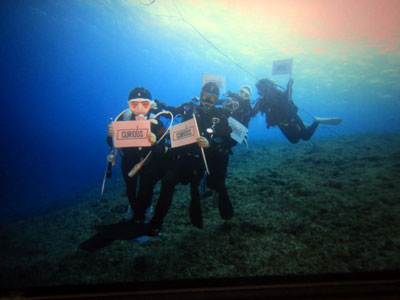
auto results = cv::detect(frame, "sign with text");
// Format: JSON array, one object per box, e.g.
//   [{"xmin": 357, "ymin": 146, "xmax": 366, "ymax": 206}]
[
  {"xmin": 272, "ymin": 58, "xmax": 293, "ymax": 75},
  {"xmin": 228, "ymin": 117, "xmax": 248, "ymax": 144},
  {"xmin": 112, "ymin": 120, "xmax": 151, "ymax": 148},
  {"xmin": 202, "ymin": 73, "xmax": 226, "ymax": 94},
  {"xmin": 170, "ymin": 118, "xmax": 199, "ymax": 148}
]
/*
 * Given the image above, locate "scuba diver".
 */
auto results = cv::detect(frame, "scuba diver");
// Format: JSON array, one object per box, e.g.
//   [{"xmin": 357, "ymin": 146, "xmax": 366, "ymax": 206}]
[
  {"xmin": 223, "ymin": 84, "xmax": 253, "ymax": 128},
  {"xmin": 252, "ymin": 77, "xmax": 342, "ymax": 144},
  {"xmin": 106, "ymin": 86, "xmax": 167, "ymax": 224},
  {"xmin": 150, "ymin": 81, "xmax": 235, "ymax": 232},
  {"xmin": 80, "ymin": 87, "xmax": 169, "ymax": 251},
  {"xmin": 79, "ymin": 82, "xmax": 234, "ymax": 251}
]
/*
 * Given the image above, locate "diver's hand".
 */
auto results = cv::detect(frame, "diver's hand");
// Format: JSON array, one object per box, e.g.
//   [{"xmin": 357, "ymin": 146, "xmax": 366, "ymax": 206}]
[
  {"xmin": 107, "ymin": 124, "xmax": 114, "ymax": 136},
  {"xmin": 197, "ymin": 136, "xmax": 210, "ymax": 148},
  {"xmin": 154, "ymin": 99, "xmax": 167, "ymax": 110},
  {"xmin": 227, "ymin": 90, "xmax": 235, "ymax": 97},
  {"xmin": 148, "ymin": 132, "xmax": 157, "ymax": 145}
]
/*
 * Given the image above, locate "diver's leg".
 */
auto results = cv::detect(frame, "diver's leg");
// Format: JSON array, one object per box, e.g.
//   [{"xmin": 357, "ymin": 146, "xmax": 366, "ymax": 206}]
[
  {"xmin": 121, "ymin": 155, "xmax": 139, "ymax": 212},
  {"xmin": 288, "ymin": 114, "xmax": 319, "ymax": 141},
  {"xmin": 217, "ymin": 185, "xmax": 233, "ymax": 220},
  {"xmin": 208, "ymin": 150, "xmax": 233, "ymax": 220},
  {"xmin": 279, "ymin": 120, "xmax": 301, "ymax": 144},
  {"xmin": 150, "ymin": 171, "xmax": 177, "ymax": 231},
  {"xmin": 132, "ymin": 175, "xmax": 149, "ymax": 224},
  {"xmin": 301, "ymin": 121, "xmax": 319, "ymax": 141},
  {"xmin": 189, "ymin": 172, "xmax": 204, "ymax": 228},
  {"xmin": 132, "ymin": 167, "xmax": 162, "ymax": 223}
]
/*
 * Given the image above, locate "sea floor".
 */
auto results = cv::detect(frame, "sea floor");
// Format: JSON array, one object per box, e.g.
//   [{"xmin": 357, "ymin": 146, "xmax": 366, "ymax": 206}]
[{"xmin": 1, "ymin": 133, "xmax": 400, "ymax": 289}]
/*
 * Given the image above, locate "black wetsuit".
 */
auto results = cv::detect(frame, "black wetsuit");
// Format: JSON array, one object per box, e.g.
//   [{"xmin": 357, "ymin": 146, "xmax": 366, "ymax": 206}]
[
  {"xmin": 150, "ymin": 102, "xmax": 235, "ymax": 230},
  {"xmin": 253, "ymin": 80, "xmax": 319, "ymax": 144},
  {"xmin": 106, "ymin": 109, "xmax": 166, "ymax": 222},
  {"xmin": 226, "ymin": 90, "xmax": 253, "ymax": 128}
]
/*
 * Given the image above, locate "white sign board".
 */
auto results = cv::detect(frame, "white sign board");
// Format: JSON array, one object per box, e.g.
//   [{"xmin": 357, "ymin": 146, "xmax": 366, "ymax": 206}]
[
  {"xmin": 202, "ymin": 73, "xmax": 226, "ymax": 94},
  {"xmin": 228, "ymin": 117, "xmax": 248, "ymax": 144},
  {"xmin": 272, "ymin": 58, "xmax": 293, "ymax": 75}
]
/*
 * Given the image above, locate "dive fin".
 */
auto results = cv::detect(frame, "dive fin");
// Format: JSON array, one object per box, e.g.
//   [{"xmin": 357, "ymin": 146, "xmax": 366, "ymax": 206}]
[
  {"xmin": 217, "ymin": 190, "xmax": 234, "ymax": 220},
  {"xmin": 314, "ymin": 117, "xmax": 343, "ymax": 125},
  {"xmin": 79, "ymin": 232, "xmax": 114, "ymax": 251},
  {"xmin": 79, "ymin": 221, "xmax": 157, "ymax": 251},
  {"xmin": 189, "ymin": 196, "xmax": 203, "ymax": 229}
]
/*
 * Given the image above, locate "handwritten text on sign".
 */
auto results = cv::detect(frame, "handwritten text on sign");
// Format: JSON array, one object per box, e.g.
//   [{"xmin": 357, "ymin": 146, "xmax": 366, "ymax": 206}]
[
  {"xmin": 170, "ymin": 118, "xmax": 199, "ymax": 148},
  {"xmin": 112, "ymin": 120, "xmax": 151, "ymax": 148}
]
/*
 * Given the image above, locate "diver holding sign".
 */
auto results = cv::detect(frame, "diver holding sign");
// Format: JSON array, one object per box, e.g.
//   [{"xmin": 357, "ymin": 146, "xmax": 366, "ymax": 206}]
[
  {"xmin": 80, "ymin": 87, "xmax": 173, "ymax": 251},
  {"xmin": 149, "ymin": 81, "xmax": 235, "ymax": 234},
  {"xmin": 105, "ymin": 87, "xmax": 168, "ymax": 224},
  {"xmin": 253, "ymin": 59, "xmax": 342, "ymax": 144},
  {"xmin": 253, "ymin": 77, "xmax": 342, "ymax": 144}
]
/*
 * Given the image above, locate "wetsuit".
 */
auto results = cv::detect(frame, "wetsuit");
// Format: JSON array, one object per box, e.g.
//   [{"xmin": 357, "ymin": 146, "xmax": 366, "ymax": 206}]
[
  {"xmin": 150, "ymin": 102, "xmax": 235, "ymax": 231},
  {"xmin": 253, "ymin": 79, "xmax": 319, "ymax": 144},
  {"xmin": 226, "ymin": 90, "xmax": 253, "ymax": 128},
  {"xmin": 106, "ymin": 109, "xmax": 166, "ymax": 222}
]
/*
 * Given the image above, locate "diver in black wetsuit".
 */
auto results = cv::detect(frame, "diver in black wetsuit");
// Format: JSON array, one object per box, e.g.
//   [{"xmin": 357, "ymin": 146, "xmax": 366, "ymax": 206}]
[
  {"xmin": 252, "ymin": 78, "xmax": 319, "ymax": 144},
  {"xmin": 106, "ymin": 87, "xmax": 166, "ymax": 223},
  {"xmin": 223, "ymin": 84, "xmax": 253, "ymax": 128},
  {"xmin": 150, "ymin": 81, "xmax": 235, "ymax": 232}
]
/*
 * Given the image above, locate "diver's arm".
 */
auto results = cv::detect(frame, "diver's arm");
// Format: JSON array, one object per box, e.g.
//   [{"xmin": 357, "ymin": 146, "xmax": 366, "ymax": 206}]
[
  {"xmin": 159, "ymin": 102, "xmax": 193, "ymax": 117},
  {"xmin": 227, "ymin": 90, "xmax": 238, "ymax": 98},
  {"xmin": 213, "ymin": 114, "xmax": 236, "ymax": 149},
  {"xmin": 251, "ymin": 99, "xmax": 261, "ymax": 117},
  {"xmin": 175, "ymin": 101, "xmax": 196, "ymax": 117},
  {"xmin": 153, "ymin": 99, "xmax": 177, "ymax": 118},
  {"xmin": 215, "ymin": 98, "xmax": 224, "ymax": 106}
]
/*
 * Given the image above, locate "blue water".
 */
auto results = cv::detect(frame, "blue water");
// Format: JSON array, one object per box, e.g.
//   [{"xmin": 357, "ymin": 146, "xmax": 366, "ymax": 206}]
[{"xmin": 1, "ymin": 0, "xmax": 399, "ymax": 221}]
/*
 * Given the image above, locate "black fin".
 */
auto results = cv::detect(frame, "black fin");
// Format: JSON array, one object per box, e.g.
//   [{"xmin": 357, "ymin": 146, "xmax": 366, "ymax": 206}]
[
  {"xmin": 79, "ymin": 232, "xmax": 114, "ymax": 251},
  {"xmin": 190, "ymin": 197, "xmax": 203, "ymax": 229},
  {"xmin": 218, "ymin": 190, "xmax": 233, "ymax": 220},
  {"xmin": 79, "ymin": 221, "xmax": 157, "ymax": 251}
]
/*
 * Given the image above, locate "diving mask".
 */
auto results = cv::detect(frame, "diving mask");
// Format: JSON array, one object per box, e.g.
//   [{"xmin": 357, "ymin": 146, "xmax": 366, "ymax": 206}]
[
  {"xmin": 129, "ymin": 98, "xmax": 152, "ymax": 115},
  {"xmin": 223, "ymin": 97, "xmax": 239, "ymax": 111},
  {"xmin": 200, "ymin": 91, "xmax": 218, "ymax": 106}
]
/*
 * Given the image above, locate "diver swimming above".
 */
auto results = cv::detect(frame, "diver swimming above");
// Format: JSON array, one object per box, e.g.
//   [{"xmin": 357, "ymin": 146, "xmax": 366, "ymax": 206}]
[{"xmin": 252, "ymin": 77, "xmax": 342, "ymax": 144}]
